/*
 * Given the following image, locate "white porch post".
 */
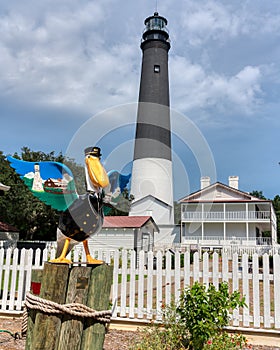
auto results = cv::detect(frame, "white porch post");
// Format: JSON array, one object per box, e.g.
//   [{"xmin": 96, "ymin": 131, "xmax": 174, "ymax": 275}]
[
  {"xmin": 246, "ymin": 203, "xmax": 249, "ymax": 241},
  {"xmin": 202, "ymin": 203, "xmax": 204, "ymax": 241},
  {"xmin": 223, "ymin": 203, "xmax": 226, "ymax": 241},
  {"xmin": 202, "ymin": 223, "xmax": 204, "ymax": 242},
  {"xmin": 180, "ymin": 205, "xmax": 183, "ymax": 243}
]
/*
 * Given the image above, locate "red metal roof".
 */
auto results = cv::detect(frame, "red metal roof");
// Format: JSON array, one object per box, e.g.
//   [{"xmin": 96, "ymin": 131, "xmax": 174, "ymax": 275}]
[
  {"xmin": 0, "ymin": 221, "xmax": 18, "ymax": 232},
  {"xmin": 103, "ymin": 216, "xmax": 153, "ymax": 228}
]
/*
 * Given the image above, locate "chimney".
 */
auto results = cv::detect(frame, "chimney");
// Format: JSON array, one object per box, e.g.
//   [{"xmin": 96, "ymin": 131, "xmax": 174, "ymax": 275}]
[
  {"xmin": 201, "ymin": 176, "xmax": 211, "ymax": 189},
  {"xmin": 228, "ymin": 176, "xmax": 239, "ymax": 189}
]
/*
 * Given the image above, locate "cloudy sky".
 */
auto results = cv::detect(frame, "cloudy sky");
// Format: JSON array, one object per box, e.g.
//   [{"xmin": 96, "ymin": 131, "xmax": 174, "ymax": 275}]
[{"xmin": 1, "ymin": 0, "xmax": 280, "ymax": 200}]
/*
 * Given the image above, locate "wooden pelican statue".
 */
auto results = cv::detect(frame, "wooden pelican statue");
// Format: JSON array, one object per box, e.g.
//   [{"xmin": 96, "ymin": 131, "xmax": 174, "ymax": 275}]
[{"xmin": 7, "ymin": 146, "xmax": 130, "ymax": 264}]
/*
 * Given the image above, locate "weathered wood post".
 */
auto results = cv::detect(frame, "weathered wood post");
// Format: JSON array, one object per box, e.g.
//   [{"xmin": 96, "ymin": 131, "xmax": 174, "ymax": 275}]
[
  {"xmin": 81, "ymin": 264, "xmax": 113, "ymax": 349},
  {"xmin": 57, "ymin": 266, "xmax": 92, "ymax": 350},
  {"xmin": 29, "ymin": 263, "xmax": 69, "ymax": 350},
  {"xmin": 25, "ymin": 263, "xmax": 113, "ymax": 350},
  {"xmin": 25, "ymin": 269, "xmax": 43, "ymax": 349}
]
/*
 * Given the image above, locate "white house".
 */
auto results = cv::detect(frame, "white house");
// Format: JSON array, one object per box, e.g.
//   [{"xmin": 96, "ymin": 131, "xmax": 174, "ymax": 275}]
[
  {"xmin": 88, "ymin": 216, "xmax": 159, "ymax": 256},
  {"xmin": 179, "ymin": 176, "xmax": 277, "ymax": 250}
]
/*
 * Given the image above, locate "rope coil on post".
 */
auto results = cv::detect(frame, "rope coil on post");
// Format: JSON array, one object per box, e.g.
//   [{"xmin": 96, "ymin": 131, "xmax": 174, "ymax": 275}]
[{"xmin": 24, "ymin": 292, "xmax": 112, "ymax": 322}]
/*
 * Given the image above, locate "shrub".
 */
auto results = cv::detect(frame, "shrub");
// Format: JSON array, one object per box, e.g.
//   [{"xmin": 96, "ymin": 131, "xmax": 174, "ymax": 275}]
[
  {"xmin": 204, "ymin": 332, "xmax": 249, "ymax": 349},
  {"xmin": 177, "ymin": 282, "xmax": 246, "ymax": 349},
  {"xmin": 131, "ymin": 281, "xmax": 248, "ymax": 350},
  {"xmin": 131, "ymin": 302, "xmax": 188, "ymax": 350}
]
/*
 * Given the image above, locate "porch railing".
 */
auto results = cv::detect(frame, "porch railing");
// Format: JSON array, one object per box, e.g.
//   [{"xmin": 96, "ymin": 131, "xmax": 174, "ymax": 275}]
[
  {"xmin": 181, "ymin": 236, "xmax": 272, "ymax": 246},
  {"xmin": 181, "ymin": 211, "xmax": 271, "ymax": 221}
]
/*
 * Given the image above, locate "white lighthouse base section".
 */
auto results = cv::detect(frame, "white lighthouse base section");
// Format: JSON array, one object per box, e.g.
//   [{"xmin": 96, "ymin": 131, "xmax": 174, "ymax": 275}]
[
  {"xmin": 129, "ymin": 157, "xmax": 174, "ymax": 226},
  {"xmin": 153, "ymin": 224, "xmax": 181, "ymax": 250}
]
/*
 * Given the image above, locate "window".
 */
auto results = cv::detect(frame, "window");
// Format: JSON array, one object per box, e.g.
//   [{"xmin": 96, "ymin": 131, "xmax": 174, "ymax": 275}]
[{"xmin": 154, "ymin": 65, "xmax": 160, "ymax": 73}]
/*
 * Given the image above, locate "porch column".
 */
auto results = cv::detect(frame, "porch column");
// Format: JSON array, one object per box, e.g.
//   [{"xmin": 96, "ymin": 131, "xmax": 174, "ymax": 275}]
[
  {"xmin": 180, "ymin": 221, "xmax": 183, "ymax": 244},
  {"xmin": 223, "ymin": 203, "xmax": 226, "ymax": 241},
  {"xmin": 202, "ymin": 203, "xmax": 204, "ymax": 241},
  {"xmin": 246, "ymin": 203, "xmax": 249, "ymax": 242}
]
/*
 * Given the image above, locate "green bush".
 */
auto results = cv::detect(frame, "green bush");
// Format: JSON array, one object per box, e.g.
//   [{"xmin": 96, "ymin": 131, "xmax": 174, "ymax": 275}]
[
  {"xmin": 177, "ymin": 282, "xmax": 246, "ymax": 349},
  {"xmin": 204, "ymin": 332, "xmax": 249, "ymax": 349},
  {"xmin": 131, "ymin": 302, "xmax": 188, "ymax": 350},
  {"xmin": 131, "ymin": 282, "xmax": 248, "ymax": 350}
]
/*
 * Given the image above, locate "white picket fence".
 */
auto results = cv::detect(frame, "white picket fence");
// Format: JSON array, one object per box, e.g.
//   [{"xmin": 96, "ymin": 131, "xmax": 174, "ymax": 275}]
[{"xmin": 0, "ymin": 247, "xmax": 280, "ymax": 330}]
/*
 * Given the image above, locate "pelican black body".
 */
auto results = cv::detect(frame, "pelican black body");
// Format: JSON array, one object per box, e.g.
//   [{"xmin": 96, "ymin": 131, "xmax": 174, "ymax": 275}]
[{"xmin": 58, "ymin": 193, "xmax": 103, "ymax": 242}]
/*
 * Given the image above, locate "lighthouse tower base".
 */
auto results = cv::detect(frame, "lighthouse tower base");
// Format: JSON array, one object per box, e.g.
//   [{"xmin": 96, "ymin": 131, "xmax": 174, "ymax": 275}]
[
  {"xmin": 129, "ymin": 157, "xmax": 174, "ymax": 226},
  {"xmin": 152, "ymin": 224, "xmax": 180, "ymax": 250}
]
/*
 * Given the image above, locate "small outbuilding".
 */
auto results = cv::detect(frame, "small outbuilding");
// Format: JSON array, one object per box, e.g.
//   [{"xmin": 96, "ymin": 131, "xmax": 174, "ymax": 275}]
[{"xmin": 88, "ymin": 216, "xmax": 159, "ymax": 257}]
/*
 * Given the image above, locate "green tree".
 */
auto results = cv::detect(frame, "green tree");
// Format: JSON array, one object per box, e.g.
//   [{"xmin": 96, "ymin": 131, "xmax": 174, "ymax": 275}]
[{"xmin": 250, "ymin": 190, "xmax": 266, "ymax": 199}]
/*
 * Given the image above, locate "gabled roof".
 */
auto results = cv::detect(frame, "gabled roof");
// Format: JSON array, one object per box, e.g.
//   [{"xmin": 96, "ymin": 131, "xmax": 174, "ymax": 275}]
[
  {"xmin": 103, "ymin": 216, "xmax": 159, "ymax": 230},
  {"xmin": 0, "ymin": 221, "xmax": 18, "ymax": 232},
  {"xmin": 130, "ymin": 195, "xmax": 172, "ymax": 208},
  {"xmin": 179, "ymin": 182, "xmax": 271, "ymax": 203}
]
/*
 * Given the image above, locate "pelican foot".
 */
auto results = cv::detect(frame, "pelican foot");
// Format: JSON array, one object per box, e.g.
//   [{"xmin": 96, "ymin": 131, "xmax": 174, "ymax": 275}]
[
  {"xmin": 50, "ymin": 257, "xmax": 72, "ymax": 264},
  {"xmin": 86, "ymin": 257, "xmax": 104, "ymax": 265}
]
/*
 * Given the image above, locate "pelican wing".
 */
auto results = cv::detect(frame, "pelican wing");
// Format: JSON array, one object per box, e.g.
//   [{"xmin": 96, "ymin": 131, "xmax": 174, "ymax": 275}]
[
  {"xmin": 7, "ymin": 156, "xmax": 78, "ymax": 211},
  {"xmin": 103, "ymin": 170, "xmax": 131, "ymax": 215}
]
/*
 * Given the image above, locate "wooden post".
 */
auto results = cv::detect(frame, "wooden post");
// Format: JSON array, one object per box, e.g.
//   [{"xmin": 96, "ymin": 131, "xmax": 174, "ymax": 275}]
[
  {"xmin": 25, "ymin": 263, "xmax": 113, "ymax": 350},
  {"xmin": 25, "ymin": 269, "xmax": 43, "ymax": 350},
  {"xmin": 57, "ymin": 266, "xmax": 92, "ymax": 350},
  {"xmin": 29, "ymin": 263, "xmax": 70, "ymax": 350},
  {"xmin": 80, "ymin": 264, "xmax": 113, "ymax": 350}
]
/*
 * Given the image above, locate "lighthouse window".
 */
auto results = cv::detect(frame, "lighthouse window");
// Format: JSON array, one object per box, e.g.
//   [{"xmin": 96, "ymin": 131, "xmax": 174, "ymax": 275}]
[{"xmin": 154, "ymin": 65, "xmax": 160, "ymax": 73}]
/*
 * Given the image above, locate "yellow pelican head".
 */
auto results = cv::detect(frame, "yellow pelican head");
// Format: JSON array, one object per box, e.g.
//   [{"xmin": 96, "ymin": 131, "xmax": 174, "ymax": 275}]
[{"xmin": 84, "ymin": 147, "xmax": 109, "ymax": 189}]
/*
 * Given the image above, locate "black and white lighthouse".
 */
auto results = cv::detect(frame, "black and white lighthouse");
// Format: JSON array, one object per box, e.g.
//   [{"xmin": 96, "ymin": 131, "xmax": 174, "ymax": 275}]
[{"xmin": 130, "ymin": 12, "xmax": 174, "ymax": 229}]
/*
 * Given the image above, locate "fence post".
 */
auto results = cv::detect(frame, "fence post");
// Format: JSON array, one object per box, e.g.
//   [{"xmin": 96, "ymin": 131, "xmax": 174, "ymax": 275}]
[
  {"xmin": 30, "ymin": 263, "xmax": 70, "ymax": 350},
  {"xmin": 25, "ymin": 269, "xmax": 43, "ymax": 349},
  {"xmin": 57, "ymin": 266, "xmax": 92, "ymax": 350},
  {"xmin": 25, "ymin": 262, "xmax": 113, "ymax": 350},
  {"xmin": 80, "ymin": 264, "xmax": 113, "ymax": 350}
]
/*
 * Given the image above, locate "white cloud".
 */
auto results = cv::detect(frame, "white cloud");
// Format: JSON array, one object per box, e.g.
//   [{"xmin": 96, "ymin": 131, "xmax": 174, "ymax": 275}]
[
  {"xmin": 170, "ymin": 56, "xmax": 263, "ymax": 115},
  {"xmin": 0, "ymin": 1, "xmax": 139, "ymax": 113},
  {"xmin": 0, "ymin": 0, "xmax": 278, "ymax": 123},
  {"xmin": 181, "ymin": 2, "xmax": 239, "ymax": 45},
  {"xmin": 178, "ymin": 0, "xmax": 280, "ymax": 46}
]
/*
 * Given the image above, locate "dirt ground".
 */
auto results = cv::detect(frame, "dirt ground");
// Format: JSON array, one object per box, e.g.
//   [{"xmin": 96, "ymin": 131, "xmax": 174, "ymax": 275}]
[
  {"xmin": 0, "ymin": 317, "xmax": 139, "ymax": 350},
  {"xmin": 0, "ymin": 317, "xmax": 279, "ymax": 350}
]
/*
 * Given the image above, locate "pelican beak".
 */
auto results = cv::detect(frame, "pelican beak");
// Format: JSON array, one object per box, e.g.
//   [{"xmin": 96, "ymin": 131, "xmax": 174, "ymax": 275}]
[{"xmin": 86, "ymin": 156, "xmax": 109, "ymax": 188}]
